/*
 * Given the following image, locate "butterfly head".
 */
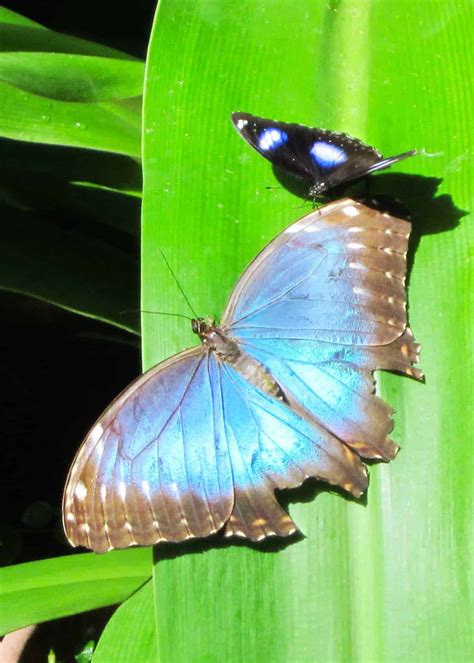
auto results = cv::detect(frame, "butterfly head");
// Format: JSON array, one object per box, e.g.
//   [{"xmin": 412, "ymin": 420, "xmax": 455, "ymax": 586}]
[
  {"xmin": 191, "ymin": 317, "xmax": 218, "ymax": 339},
  {"xmin": 191, "ymin": 317, "xmax": 206, "ymax": 336},
  {"xmin": 192, "ymin": 318, "xmax": 239, "ymax": 361},
  {"xmin": 308, "ymin": 181, "xmax": 328, "ymax": 199}
]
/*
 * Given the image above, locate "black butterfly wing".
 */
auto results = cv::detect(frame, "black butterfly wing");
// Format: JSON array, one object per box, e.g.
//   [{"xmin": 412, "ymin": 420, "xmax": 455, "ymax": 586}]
[
  {"xmin": 232, "ymin": 112, "xmax": 416, "ymax": 195},
  {"xmin": 232, "ymin": 112, "xmax": 330, "ymax": 181}
]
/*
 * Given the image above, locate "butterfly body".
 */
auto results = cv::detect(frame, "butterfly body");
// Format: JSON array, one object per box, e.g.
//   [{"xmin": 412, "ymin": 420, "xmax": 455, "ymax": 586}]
[
  {"xmin": 232, "ymin": 112, "xmax": 417, "ymax": 197},
  {"xmin": 63, "ymin": 199, "xmax": 422, "ymax": 553},
  {"xmin": 193, "ymin": 317, "xmax": 287, "ymax": 401}
]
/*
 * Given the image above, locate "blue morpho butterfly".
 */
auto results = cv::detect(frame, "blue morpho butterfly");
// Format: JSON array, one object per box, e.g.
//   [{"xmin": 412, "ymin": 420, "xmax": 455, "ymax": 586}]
[
  {"xmin": 232, "ymin": 112, "xmax": 417, "ymax": 198},
  {"xmin": 63, "ymin": 198, "xmax": 422, "ymax": 553}
]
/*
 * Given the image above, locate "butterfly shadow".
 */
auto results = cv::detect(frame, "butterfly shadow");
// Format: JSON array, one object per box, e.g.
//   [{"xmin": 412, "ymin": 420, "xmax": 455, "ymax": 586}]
[
  {"xmin": 272, "ymin": 166, "xmax": 467, "ymax": 280},
  {"xmin": 153, "ymin": 535, "xmax": 299, "ymax": 564},
  {"xmin": 353, "ymin": 173, "xmax": 468, "ymax": 279},
  {"xmin": 152, "ymin": 479, "xmax": 369, "ymax": 564},
  {"xmin": 152, "ymin": 521, "xmax": 300, "ymax": 564}
]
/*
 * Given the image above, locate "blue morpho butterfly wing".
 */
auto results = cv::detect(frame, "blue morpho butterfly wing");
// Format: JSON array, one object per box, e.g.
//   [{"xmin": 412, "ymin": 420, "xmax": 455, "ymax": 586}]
[
  {"xmin": 63, "ymin": 199, "xmax": 422, "ymax": 552},
  {"xmin": 232, "ymin": 112, "xmax": 417, "ymax": 197},
  {"xmin": 222, "ymin": 198, "xmax": 423, "ymax": 471}
]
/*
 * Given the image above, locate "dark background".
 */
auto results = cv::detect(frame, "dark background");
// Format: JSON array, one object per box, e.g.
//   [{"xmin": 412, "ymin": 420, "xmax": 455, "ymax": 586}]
[
  {"xmin": 2, "ymin": 2, "xmax": 154, "ymax": 659},
  {"xmin": 1, "ymin": 0, "xmax": 152, "ymax": 565},
  {"xmin": 1, "ymin": 0, "xmax": 154, "ymax": 58}
]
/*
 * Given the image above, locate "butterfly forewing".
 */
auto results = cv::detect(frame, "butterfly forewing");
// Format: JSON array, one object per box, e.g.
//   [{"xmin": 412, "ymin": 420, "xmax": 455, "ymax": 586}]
[
  {"xmin": 223, "ymin": 198, "xmax": 411, "ymax": 345},
  {"xmin": 232, "ymin": 112, "xmax": 416, "ymax": 195},
  {"xmin": 223, "ymin": 198, "xmax": 421, "ymax": 461}
]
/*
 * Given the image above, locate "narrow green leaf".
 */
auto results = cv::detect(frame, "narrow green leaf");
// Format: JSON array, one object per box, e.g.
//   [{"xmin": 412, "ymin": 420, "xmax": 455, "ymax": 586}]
[
  {"xmin": 0, "ymin": 139, "xmax": 142, "ymax": 195},
  {"xmin": 75, "ymin": 640, "xmax": 95, "ymax": 663},
  {"xmin": 0, "ymin": 82, "xmax": 141, "ymax": 156},
  {"xmin": 0, "ymin": 204, "xmax": 139, "ymax": 333},
  {"xmin": 0, "ymin": 8, "xmax": 136, "ymax": 60},
  {"xmin": 72, "ymin": 181, "xmax": 142, "ymax": 200},
  {"xmin": 0, "ymin": 53, "xmax": 144, "ymax": 102},
  {"xmin": 141, "ymin": 1, "xmax": 473, "ymax": 662},
  {"xmin": 0, "ymin": 6, "xmax": 43, "ymax": 28},
  {"xmin": 0, "ymin": 549, "xmax": 151, "ymax": 635},
  {"xmin": 1, "ymin": 169, "xmax": 141, "ymax": 235},
  {"xmin": 93, "ymin": 582, "xmax": 156, "ymax": 662}
]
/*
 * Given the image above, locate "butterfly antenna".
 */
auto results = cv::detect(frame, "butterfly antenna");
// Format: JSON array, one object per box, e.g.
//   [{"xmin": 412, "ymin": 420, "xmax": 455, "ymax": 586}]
[
  {"xmin": 159, "ymin": 250, "xmax": 199, "ymax": 318},
  {"xmin": 119, "ymin": 308, "xmax": 193, "ymax": 321},
  {"xmin": 143, "ymin": 310, "xmax": 194, "ymax": 320}
]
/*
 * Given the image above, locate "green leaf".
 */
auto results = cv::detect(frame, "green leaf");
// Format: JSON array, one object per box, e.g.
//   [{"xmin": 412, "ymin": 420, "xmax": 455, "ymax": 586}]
[
  {"xmin": 93, "ymin": 582, "xmax": 157, "ymax": 662},
  {"xmin": 137, "ymin": 1, "xmax": 473, "ymax": 662},
  {"xmin": 0, "ymin": 7, "xmax": 137, "ymax": 60},
  {"xmin": 0, "ymin": 83, "xmax": 141, "ymax": 155},
  {"xmin": 0, "ymin": 204, "xmax": 139, "ymax": 333},
  {"xmin": 0, "ymin": 6, "xmax": 44, "ymax": 28},
  {"xmin": 0, "ymin": 12, "xmax": 142, "ymax": 157},
  {"xmin": 0, "ymin": 549, "xmax": 151, "ymax": 635},
  {"xmin": 0, "ymin": 53, "xmax": 144, "ymax": 102},
  {"xmin": 0, "ymin": 139, "xmax": 142, "ymax": 198},
  {"xmin": 75, "ymin": 640, "xmax": 95, "ymax": 663},
  {"xmin": 0, "ymin": 166, "xmax": 141, "ymax": 235}
]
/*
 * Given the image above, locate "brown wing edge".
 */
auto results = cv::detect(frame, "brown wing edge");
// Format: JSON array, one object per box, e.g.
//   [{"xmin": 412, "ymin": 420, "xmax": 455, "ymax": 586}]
[{"xmin": 62, "ymin": 347, "xmax": 235, "ymax": 553}]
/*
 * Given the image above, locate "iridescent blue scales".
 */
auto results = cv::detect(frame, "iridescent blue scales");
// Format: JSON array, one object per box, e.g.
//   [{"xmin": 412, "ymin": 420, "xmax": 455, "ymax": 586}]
[{"xmin": 63, "ymin": 198, "xmax": 422, "ymax": 552}]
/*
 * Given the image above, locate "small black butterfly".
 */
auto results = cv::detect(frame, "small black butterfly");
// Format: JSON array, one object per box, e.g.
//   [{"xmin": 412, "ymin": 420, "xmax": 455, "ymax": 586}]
[{"xmin": 231, "ymin": 112, "xmax": 417, "ymax": 199}]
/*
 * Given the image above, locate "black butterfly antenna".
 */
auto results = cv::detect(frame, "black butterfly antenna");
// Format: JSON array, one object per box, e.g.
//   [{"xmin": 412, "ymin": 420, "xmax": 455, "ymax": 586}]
[
  {"xmin": 119, "ymin": 308, "xmax": 194, "ymax": 321},
  {"xmin": 143, "ymin": 310, "xmax": 194, "ymax": 320},
  {"xmin": 159, "ymin": 249, "xmax": 199, "ymax": 319}
]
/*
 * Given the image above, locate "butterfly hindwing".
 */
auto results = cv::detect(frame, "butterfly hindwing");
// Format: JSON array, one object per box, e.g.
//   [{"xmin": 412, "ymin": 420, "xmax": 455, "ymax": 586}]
[
  {"xmin": 216, "ymin": 360, "xmax": 368, "ymax": 540},
  {"xmin": 232, "ymin": 112, "xmax": 416, "ymax": 195},
  {"xmin": 63, "ymin": 348, "xmax": 235, "ymax": 552}
]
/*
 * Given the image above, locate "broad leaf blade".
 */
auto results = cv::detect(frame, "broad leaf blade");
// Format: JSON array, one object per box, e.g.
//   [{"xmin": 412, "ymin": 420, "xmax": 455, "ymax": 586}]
[
  {"xmin": 140, "ymin": 1, "xmax": 473, "ymax": 662},
  {"xmin": 92, "ymin": 582, "xmax": 156, "ymax": 662},
  {"xmin": 0, "ymin": 550, "xmax": 151, "ymax": 635}
]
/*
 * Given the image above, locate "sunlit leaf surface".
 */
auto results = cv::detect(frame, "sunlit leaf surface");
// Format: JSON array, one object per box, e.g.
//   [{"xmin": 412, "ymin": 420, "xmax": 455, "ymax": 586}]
[
  {"xmin": 93, "ymin": 582, "xmax": 157, "ymax": 663},
  {"xmin": 138, "ymin": 1, "xmax": 473, "ymax": 661},
  {"xmin": 0, "ymin": 10, "xmax": 142, "ymax": 154},
  {"xmin": 0, "ymin": 10, "xmax": 143, "ymax": 327}
]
